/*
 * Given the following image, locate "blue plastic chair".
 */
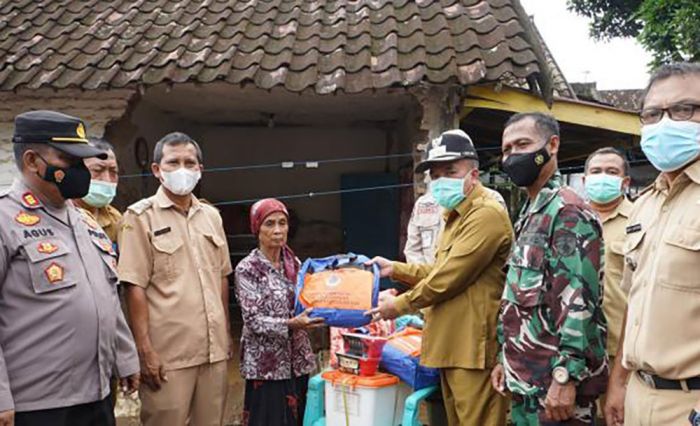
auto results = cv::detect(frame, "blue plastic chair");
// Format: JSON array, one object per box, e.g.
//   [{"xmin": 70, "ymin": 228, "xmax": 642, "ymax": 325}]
[
  {"xmin": 303, "ymin": 373, "xmax": 438, "ymax": 426},
  {"xmin": 304, "ymin": 374, "xmax": 326, "ymax": 426}
]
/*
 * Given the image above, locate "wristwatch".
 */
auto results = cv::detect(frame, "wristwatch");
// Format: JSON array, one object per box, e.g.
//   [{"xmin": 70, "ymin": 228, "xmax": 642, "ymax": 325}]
[
  {"xmin": 689, "ymin": 409, "xmax": 700, "ymax": 426},
  {"xmin": 552, "ymin": 366, "xmax": 570, "ymax": 385}
]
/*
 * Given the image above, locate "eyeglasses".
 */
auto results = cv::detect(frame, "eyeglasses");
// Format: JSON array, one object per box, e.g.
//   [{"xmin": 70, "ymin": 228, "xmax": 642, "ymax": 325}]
[{"xmin": 639, "ymin": 103, "xmax": 700, "ymax": 124}]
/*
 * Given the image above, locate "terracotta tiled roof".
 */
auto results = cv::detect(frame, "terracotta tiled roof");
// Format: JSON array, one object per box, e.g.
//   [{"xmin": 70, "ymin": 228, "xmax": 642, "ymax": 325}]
[{"xmin": 0, "ymin": 0, "xmax": 547, "ymax": 94}]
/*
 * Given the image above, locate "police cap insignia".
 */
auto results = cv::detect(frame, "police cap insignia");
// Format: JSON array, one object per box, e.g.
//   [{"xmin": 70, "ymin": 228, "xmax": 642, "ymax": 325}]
[{"xmin": 76, "ymin": 123, "xmax": 86, "ymax": 139}]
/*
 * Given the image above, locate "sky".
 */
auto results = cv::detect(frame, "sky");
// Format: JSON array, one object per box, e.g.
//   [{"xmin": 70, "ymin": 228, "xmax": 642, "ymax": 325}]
[{"xmin": 519, "ymin": 0, "xmax": 652, "ymax": 90}]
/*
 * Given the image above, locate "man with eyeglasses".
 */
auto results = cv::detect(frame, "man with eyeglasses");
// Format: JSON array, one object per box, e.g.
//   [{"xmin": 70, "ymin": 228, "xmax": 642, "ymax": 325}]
[{"xmin": 605, "ymin": 62, "xmax": 700, "ymax": 426}]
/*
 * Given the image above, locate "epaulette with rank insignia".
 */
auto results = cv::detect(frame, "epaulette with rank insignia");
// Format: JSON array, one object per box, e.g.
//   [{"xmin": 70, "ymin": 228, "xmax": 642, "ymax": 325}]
[{"xmin": 127, "ymin": 198, "xmax": 153, "ymax": 215}]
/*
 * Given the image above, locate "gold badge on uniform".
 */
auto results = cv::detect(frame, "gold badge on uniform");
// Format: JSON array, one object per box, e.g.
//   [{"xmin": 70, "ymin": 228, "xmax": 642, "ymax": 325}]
[
  {"xmin": 54, "ymin": 170, "xmax": 66, "ymax": 183},
  {"xmin": 15, "ymin": 211, "xmax": 41, "ymax": 226},
  {"xmin": 76, "ymin": 123, "xmax": 86, "ymax": 139},
  {"xmin": 21, "ymin": 192, "xmax": 40, "ymax": 208},
  {"xmin": 44, "ymin": 262, "xmax": 64, "ymax": 284},
  {"xmin": 535, "ymin": 154, "xmax": 545, "ymax": 166},
  {"xmin": 37, "ymin": 242, "xmax": 59, "ymax": 254}
]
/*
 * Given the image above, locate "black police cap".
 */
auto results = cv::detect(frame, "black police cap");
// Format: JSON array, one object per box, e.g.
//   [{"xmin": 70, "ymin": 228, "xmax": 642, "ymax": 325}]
[{"xmin": 12, "ymin": 110, "xmax": 107, "ymax": 159}]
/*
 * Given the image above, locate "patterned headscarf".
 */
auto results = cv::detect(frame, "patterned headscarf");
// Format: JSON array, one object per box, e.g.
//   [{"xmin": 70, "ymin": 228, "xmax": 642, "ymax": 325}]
[{"xmin": 250, "ymin": 198, "xmax": 298, "ymax": 282}]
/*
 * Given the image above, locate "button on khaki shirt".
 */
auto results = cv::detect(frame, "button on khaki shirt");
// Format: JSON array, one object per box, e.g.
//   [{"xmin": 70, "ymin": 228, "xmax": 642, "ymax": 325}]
[
  {"xmin": 0, "ymin": 179, "xmax": 139, "ymax": 412},
  {"xmin": 600, "ymin": 197, "xmax": 632, "ymax": 357},
  {"xmin": 118, "ymin": 186, "xmax": 233, "ymax": 371},
  {"xmin": 391, "ymin": 183, "xmax": 513, "ymax": 369},
  {"xmin": 622, "ymin": 159, "xmax": 700, "ymax": 379}
]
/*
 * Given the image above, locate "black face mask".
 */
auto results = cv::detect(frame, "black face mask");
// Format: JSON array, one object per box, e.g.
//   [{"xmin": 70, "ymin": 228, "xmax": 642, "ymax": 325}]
[
  {"xmin": 36, "ymin": 154, "xmax": 91, "ymax": 199},
  {"xmin": 502, "ymin": 145, "xmax": 551, "ymax": 187}
]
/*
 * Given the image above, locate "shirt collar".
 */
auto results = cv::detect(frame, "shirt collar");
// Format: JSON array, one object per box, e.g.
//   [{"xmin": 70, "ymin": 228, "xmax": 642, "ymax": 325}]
[
  {"xmin": 251, "ymin": 248, "xmax": 285, "ymax": 276},
  {"xmin": 73, "ymin": 198, "xmax": 97, "ymax": 215},
  {"xmin": 685, "ymin": 158, "xmax": 700, "ymax": 185},
  {"xmin": 154, "ymin": 185, "xmax": 200, "ymax": 212},
  {"xmin": 603, "ymin": 197, "xmax": 633, "ymax": 223},
  {"xmin": 11, "ymin": 178, "xmax": 46, "ymax": 210},
  {"xmin": 522, "ymin": 171, "xmax": 563, "ymax": 216},
  {"xmin": 445, "ymin": 181, "xmax": 485, "ymax": 219},
  {"xmin": 10, "ymin": 178, "xmax": 73, "ymax": 225},
  {"xmin": 653, "ymin": 158, "xmax": 700, "ymax": 192}
]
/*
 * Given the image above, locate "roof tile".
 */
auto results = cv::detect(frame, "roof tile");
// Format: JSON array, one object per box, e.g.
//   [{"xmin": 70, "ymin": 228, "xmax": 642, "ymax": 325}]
[{"xmin": 0, "ymin": 0, "xmax": 546, "ymax": 94}]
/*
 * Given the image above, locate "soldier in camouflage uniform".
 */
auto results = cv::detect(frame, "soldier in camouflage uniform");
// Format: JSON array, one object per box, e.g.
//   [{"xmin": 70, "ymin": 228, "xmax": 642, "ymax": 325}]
[{"xmin": 491, "ymin": 113, "xmax": 608, "ymax": 425}]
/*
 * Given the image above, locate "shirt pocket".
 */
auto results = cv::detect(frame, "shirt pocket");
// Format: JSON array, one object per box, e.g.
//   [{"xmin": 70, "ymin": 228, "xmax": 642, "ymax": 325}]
[
  {"xmin": 660, "ymin": 226, "xmax": 700, "ymax": 291},
  {"xmin": 623, "ymin": 228, "xmax": 645, "ymax": 270},
  {"xmin": 505, "ymin": 242, "xmax": 547, "ymax": 307},
  {"xmin": 23, "ymin": 239, "xmax": 78, "ymax": 294},
  {"xmin": 417, "ymin": 226, "xmax": 438, "ymax": 249},
  {"xmin": 202, "ymin": 232, "xmax": 226, "ymax": 271},
  {"xmin": 151, "ymin": 234, "xmax": 184, "ymax": 280},
  {"xmin": 610, "ymin": 240, "xmax": 625, "ymax": 256}
]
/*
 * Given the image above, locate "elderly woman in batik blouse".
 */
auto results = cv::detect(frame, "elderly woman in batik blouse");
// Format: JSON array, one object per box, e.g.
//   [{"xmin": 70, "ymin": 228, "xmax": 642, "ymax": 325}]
[{"xmin": 235, "ymin": 198, "xmax": 324, "ymax": 426}]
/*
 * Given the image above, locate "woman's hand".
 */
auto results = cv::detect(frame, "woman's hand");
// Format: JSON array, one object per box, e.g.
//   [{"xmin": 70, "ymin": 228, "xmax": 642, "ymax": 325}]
[{"xmin": 288, "ymin": 308, "xmax": 325, "ymax": 331}]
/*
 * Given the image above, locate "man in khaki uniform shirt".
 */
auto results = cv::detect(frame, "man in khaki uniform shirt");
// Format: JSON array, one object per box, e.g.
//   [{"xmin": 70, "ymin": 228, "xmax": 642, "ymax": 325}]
[
  {"xmin": 583, "ymin": 147, "xmax": 633, "ymax": 418},
  {"xmin": 119, "ymin": 132, "xmax": 233, "ymax": 426},
  {"xmin": 369, "ymin": 130, "xmax": 513, "ymax": 426},
  {"xmin": 605, "ymin": 63, "xmax": 700, "ymax": 426},
  {"xmin": 583, "ymin": 148, "xmax": 632, "ymax": 359},
  {"xmin": 74, "ymin": 138, "xmax": 122, "ymax": 243}
]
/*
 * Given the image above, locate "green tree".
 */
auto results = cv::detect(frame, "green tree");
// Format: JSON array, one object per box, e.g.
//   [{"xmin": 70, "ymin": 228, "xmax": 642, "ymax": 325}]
[{"xmin": 567, "ymin": 0, "xmax": 700, "ymax": 68}]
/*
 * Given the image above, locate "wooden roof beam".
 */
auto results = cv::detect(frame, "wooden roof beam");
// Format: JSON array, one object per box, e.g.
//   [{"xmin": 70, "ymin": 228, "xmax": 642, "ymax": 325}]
[{"xmin": 463, "ymin": 84, "xmax": 641, "ymax": 136}]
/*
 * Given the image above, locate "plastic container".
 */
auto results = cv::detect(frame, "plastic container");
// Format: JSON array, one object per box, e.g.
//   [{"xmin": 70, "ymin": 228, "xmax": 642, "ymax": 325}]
[
  {"xmin": 322, "ymin": 370, "xmax": 400, "ymax": 426},
  {"xmin": 342, "ymin": 333, "xmax": 387, "ymax": 358},
  {"xmin": 336, "ymin": 353, "xmax": 381, "ymax": 376},
  {"xmin": 393, "ymin": 382, "xmax": 413, "ymax": 426}
]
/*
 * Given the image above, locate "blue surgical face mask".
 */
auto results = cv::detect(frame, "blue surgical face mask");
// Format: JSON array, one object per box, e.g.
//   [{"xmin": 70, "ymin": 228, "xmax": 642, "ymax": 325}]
[
  {"xmin": 429, "ymin": 177, "xmax": 465, "ymax": 210},
  {"xmin": 585, "ymin": 174, "xmax": 624, "ymax": 204},
  {"xmin": 641, "ymin": 117, "xmax": 700, "ymax": 172},
  {"xmin": 82, "ymin": 180, "xmax": 117, "ymax": 208}
]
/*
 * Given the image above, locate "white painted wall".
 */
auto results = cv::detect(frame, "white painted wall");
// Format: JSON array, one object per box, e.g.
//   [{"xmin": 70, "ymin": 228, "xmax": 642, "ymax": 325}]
[{"xmin": 0, "ymin": 88, "xmax": 135, "ymax": 188}]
